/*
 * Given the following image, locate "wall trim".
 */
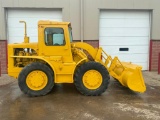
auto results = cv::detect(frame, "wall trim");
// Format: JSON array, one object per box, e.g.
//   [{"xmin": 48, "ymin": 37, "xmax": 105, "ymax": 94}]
[
  {"xmin": 158, "ymin": 53, "xmax": 160, "ymax": 74},
  {"xmin": 5, "ymin": 40, "xmax": 8, "ymax": 73},
  {"xmin": 0, "ymin": 61, "xmax": 1, "ymax": 76},
  {"xmin": 0, "ymin": 40, "xmax": 7, "ymax": 74},
  {"xmin": 149, "ymin": 40, "xmax": 153, "ymax": 71}
]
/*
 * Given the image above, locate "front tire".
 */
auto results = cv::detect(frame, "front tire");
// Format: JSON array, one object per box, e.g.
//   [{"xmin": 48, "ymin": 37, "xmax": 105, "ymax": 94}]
[
  {"xmin": 18, "ymin": 62, "xmax": 54, "ymax": 97},
  {"xmin": 74, "ymin": 61, "xmax": 110, "ymax": 96}
]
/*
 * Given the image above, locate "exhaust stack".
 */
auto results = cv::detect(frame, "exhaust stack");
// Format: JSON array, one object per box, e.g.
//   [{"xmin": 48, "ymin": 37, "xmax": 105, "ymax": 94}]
[{"xmin": 19, "ymin": 21, "xmax": 29, "ymax": 43}]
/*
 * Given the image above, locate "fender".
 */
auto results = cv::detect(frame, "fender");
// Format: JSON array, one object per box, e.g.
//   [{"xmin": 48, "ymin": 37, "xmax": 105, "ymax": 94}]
[{"xmin": 71, "ymin": 42, "xmax": 98, "ymax": 59}]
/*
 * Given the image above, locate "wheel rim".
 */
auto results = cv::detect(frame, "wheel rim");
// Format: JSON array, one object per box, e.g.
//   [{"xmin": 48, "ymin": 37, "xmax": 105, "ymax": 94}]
[
  {"xmin": 26, "ymin": 70, "xmax": 48, "ymax": 91},
  {"xmin": 82, "ymin": 70, "xmax": 102, "ymax": 90}
]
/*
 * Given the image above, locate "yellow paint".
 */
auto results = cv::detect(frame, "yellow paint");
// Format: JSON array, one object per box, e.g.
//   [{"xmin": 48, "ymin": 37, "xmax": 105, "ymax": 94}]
[
  {"xmin": 83, "ymin": 70, "xmax": 102, "ymax": 90},
  {"xmin": 7, "ymin": 20, "xmax": 146, "ymax": 93},
  {"xmin": 101, "ymin": 51, "xmax": 146, "ymax": 93},
  {"xmin": 71, "ymin": 42, "xmax": 97, "ymax": 59},
  {"xmin": 19, "ymin": 21, "xmax": 30, "ymax": 43},
  {"xmin": 26, "ymin": 70, "xmax": 48, "ymax": 91},
  {"xmin": 109, "ymin": 62, "xmax": 146, "ymax": 93}
]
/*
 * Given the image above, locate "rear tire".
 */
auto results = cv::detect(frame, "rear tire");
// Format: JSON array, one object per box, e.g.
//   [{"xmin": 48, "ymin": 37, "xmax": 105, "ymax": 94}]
[
  {"xmin": 74, "ymin": 61, "xmax": 110, "ymax": 96},
  {"xmin": 18, "ymin": 62, "xmax": 54, "ymax": 97}
]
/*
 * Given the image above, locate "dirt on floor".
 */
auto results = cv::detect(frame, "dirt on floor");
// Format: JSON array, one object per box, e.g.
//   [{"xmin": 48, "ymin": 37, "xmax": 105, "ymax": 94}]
[
  {"xmin": 142, "ymin": 71, "xmax": 160, "ymax": 86},
  {"xmin": 0, "ymin": 71, "xmax": 160, "ymax": 120},
  {"xmin": 0, "ymin": 74, "xmax": 16, "ymax": 86}
]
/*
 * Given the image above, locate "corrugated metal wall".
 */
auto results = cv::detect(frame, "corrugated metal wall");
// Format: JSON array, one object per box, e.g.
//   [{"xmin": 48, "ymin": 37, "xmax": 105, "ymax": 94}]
[{"xmin": 0, "ymin": 0, "xmax": 160, "ymax": 40}]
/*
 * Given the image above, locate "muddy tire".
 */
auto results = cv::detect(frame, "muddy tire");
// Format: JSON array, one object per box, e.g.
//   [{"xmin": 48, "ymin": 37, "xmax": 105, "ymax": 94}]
[
  {"xmin": 18, "ymin": 62, "xmax": 54, "ymax": 97},
  {"xmin": 74, "ymin": 61, "xmax": 110, "ymax": 96}
]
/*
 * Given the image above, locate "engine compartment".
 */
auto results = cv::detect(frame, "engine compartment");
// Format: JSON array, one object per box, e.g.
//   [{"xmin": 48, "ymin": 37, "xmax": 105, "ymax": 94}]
[{"xmin": 14, "ymin": 48, "xmax": 38, "ymax": 67}]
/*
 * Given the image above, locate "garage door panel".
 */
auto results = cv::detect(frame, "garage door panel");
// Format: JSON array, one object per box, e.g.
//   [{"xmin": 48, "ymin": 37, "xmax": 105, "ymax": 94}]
[
  {"xmin": 123, "ymin": 19, "xmax": 149, "ymax": 28},
  {"xmin": 133, "ymin": 63, "xmax": 148, "ymax": 70},
  {"xmin": 8, "ymin": 9, "xmax": 62, "ymax": 18},
  {"xmin": 124, "ymin": 11, "xmax": 149, "ymax": 19},
  {"xmin": 102, "ymin": 46, "xmax": 148, "ymax": 54},
  {"xmin": 100, "ymin": 18, "xmax": 149, "ymax": 28},
  {"xmin": 24, "ymin": 18, "xmax": 62, "ymax": 25},
  {"xmin": 8, "ymin": 36, "xmax": 38, "ymax": 43},
  {"xmin": 100, "ymin": 28, "xmax": 149, "ymax": 37},
  {"xmin": 8, "ymin": 18, "xmax": 25, "ymax": 28},
  {"xmin": 100, "ymin": 19, "xmax": 124, "ymax": 28},
  {"xmin": 8, "ymin": 9, "xmax": 62, "ymax": 43},
  {"xmin": 8, "ymin": 28, "xmax": 37, "ymax": 36},
  {"xmin": 99, "ymin": 10, "xmax": 150, "ymax": 70},
  {"xmin": 100, "ymin": 10, "xmax": 149, "ymax": 19},
  {"xmin": 8, "ymin": 28, "xmax": 24, "ymax": 37},
  {"xmin": 110, "ymin": 54, "xmax": 148, "ymax": 63},
  {"xmin": 100, "ymin": 11, "xmax": 125, "ymax": 19},
  {"xmin": 99, "ymin": 37, "xmax": 149, "ymax": 46},
  {"xmin": 8, "ymin": 18, "xmax": 62, "ymax": 28}
]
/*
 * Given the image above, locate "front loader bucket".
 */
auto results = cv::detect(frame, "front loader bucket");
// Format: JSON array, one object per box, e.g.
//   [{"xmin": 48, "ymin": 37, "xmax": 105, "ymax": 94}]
[{"xmin": 109, "ymin": 57, "xmax": 146, "ymax": 93}]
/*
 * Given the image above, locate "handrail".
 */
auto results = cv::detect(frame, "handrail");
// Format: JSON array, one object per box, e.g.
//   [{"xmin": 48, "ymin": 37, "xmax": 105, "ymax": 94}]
[
  {"xmin": 101, "ymin": 49, "xmax": 125, "ymax": 71},
  {"xmin": 96, "ymin": 48, "xmax": 126, "ymax": 77}
]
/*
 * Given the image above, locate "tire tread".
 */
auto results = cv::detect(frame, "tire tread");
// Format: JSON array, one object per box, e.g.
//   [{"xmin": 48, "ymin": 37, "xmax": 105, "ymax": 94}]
[
  {"xmin": 74, "ymin": 61, "xmax": 110, "ymax": 96},
  {"xmin": 18, "ymin": 62, "xmax": 54, "ymax": 97}
]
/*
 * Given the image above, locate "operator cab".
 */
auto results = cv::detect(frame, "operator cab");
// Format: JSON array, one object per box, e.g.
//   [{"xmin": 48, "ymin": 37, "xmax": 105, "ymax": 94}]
[{"xmin": 38, "ymin": 20, "xmax": 73, "ymax": 62}]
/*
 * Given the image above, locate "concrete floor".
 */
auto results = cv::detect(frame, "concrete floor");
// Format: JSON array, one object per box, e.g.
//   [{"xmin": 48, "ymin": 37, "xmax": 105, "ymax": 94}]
[{"xmin": 0, "ymin": 71, "xmax": 160, "ymax": 120}]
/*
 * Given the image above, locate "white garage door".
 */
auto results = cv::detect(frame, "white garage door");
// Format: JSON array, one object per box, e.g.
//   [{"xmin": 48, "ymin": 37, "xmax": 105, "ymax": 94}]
[
  {"xmin": 99, "ymin": 10, "xmax": 150, "ymax": 70},
  {"xmin": 7, "ymin": 9, "xmax": 62, "ymax": 43}
]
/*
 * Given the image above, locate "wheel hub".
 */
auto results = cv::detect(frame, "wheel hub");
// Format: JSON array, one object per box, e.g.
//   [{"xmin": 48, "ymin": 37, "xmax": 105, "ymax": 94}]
[
  {"xmin": 26, "ymin": 70, "xmax": 48, "ymax": 90},
  {"xmin": 83, "ymin": 70, "xmax": 102, "ymax": 89}
]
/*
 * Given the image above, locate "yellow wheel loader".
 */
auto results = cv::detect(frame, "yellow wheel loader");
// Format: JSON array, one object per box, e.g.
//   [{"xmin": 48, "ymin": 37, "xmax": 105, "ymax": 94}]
[{"xmin": 8, "ymin": 20, "xmax": 146, "ymax": 97}]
